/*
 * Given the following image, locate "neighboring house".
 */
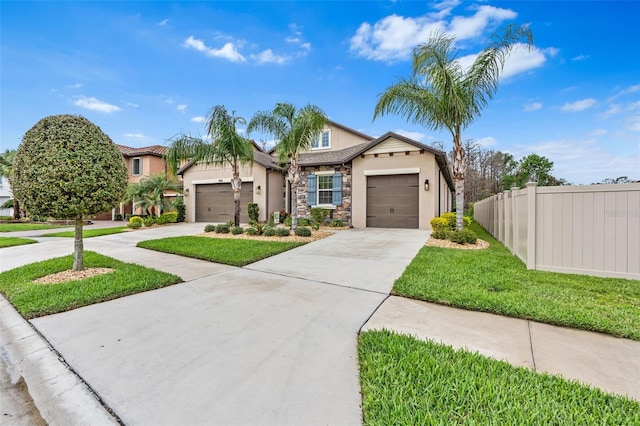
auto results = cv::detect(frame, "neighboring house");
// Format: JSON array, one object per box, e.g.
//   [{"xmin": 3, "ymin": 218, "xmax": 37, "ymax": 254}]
[
  {"xmin": 94, "ymin": 145, "xmax": 181, "ymax": 219},
  {"xmin": 179, "ymin": 121, "xmax": 454, "ymax": 230},
  {"xmin": 0, "ymin": 176, "xmax": 13, "ymax": 217}
]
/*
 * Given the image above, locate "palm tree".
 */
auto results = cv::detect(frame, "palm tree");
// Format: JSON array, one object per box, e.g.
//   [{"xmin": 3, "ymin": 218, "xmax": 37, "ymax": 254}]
[
  {"xmin": 247, "ymin": 103, "xmax": 327, "ymax": 230},
  {"xmin": 373, "ymin": 24, "xmax": 533, "ymax": 230},
  {"xmin": 0, "ymin": 149, "xmax": 20, "ymax": 219},
  {"xmin": 125, "ymin": 174, "xmax": 181, "ymax": 216},
  {"xmin": 166, "ymin": 105, "xmax": 253, "ymax": 226}
]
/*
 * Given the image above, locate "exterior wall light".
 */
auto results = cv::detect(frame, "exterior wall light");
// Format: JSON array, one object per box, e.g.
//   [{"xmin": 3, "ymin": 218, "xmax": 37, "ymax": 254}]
[
  {"xmin": 424, "ymin": 179, "xmax": 430, "ymax": 191},
  {"xmin": 256, "ymin": 185, "xmax": 262, "ymax": 195},
  {"xmin": 184, "ymin": 188, "xmax": 189, "ymax": 196}
]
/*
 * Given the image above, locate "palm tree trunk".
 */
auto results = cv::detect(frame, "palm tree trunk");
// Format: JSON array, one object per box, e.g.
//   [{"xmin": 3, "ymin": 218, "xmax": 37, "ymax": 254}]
[
  {"xmin": 73, "ymin": 215, "xmax": 84, "ymax": 271},
  {"xmin": 452, "ymin": 127, "xmax": 466, "ymax": 230},
  {"xmin": 231, "ymin": 161, "xmax": 241, "ymax": 226},
  {"xmin": 289, "ymin": 161, "xmax": 299, "ymax": 231}
]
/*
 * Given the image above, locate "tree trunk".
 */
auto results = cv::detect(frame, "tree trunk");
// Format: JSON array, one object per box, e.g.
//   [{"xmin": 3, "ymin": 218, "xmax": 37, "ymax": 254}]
[
  {"xmin": 288, "ymin": 161, "xmax": 299, "ymax": 231},
  {"xmin": 451, "ymin": 126, "xmax": 466, "ymax": 230},
  {"xmin": 231, "ymin": 162, "xmax": 241, "ymax": 226},
  {"xmin": 73, "ymin": 215, "xmax": 84, "ymax": 271},
  {"xmin": 12, "ymin": 198, "xmax": 20, "ymax": 219}
]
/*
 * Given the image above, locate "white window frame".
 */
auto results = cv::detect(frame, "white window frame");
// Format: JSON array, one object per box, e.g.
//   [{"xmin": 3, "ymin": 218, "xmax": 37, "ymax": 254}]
[
  {"xmin": 314, "ymin": 170, "xmax": 336, "ymax": 208},
  {"xmin": 311, "ymin": 130, "xmax": 331, "ymax": 150},
  {"xmin": 131, "ymin": 158, "xmax": 142, "ymax": 176}
]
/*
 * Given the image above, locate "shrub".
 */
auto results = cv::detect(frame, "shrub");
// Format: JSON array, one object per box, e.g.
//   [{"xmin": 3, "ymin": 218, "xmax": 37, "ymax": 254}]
[
  {"xmin": 124, "ymin": 214, "xmax": 133, "ymax": 221},
  {"xmin": 441, "ymin": 212, "xmax": 470, "ymax": 229},
  {"xmin": 329, "ymin": 219, "xmax": 344, "ymax": 227},
  {"xmin": 275, "ymin": 228, "xmax": 290, "ymax": 237},
  {"xmin": 143, "ymin": 216, "xmax": 157, "ymax": 227},
  {"xmin": 215, "ymin": 224, "xmax": 230, "ymax": 234},
  {"xmin": 263, "ymin": 228, "xmax": 277, "ymax": 237},
  {"xmin": 430, "ymin": 217, "xmax": 449, "ymax": 231},
  {"xmin": 231, "ymin": 226, "xmax": 244, "ymax": 235},
  {"xmin": 128, "ymin": 216, "xmax": 143, "ymax": 229},
  {"xmin": 248, "ymin": 221, "xmax": 273, "ymax": 235},
  {"xmin": 245, "ymin": 227, "xmax": 258, "ymax": 236},
  {"xmin": 248, "ymin": 203, "xmax": 259, "ymax": 223},
  {"xmin": 311, "ymin": 221, "xmax": 320, "ymax": 231},
  {"xmin": 114, "ymin": 213, "xmax": 123, "ymax": 221},
  {"xmin": 161, "ymin": 212, "xmax": 178, "ymax": 224},
  {"xmin": 450, "ymin": 229, "xmax": 478, "ymax": 245},
  {"xmin": 204, "ymin": 224, "xmax": 216, "ymax": 233},
  {"xmin": 298, "ymin": 217, "xmax": 311, "ymax": 226},
  {"xmin": 174, "ymin": 198, "xmax": 186, "ymax": 222},
  {"xmin": 278, "ymin": 210, "xmax": 288, "ymax": 223},
  {"xmin": 431, "ymin": 229, "xmax": 450, "ymax": 240},
  {"xmin": 284, "ymin": 216, "xmax": 292, "ymax": 227},
  {"xmin": 310, "ymin": 207, "xmax": 329, "ymax": 225},
  {"xmin": 294, "ymin": 227, "xmax": 312, "ymax": 237}
]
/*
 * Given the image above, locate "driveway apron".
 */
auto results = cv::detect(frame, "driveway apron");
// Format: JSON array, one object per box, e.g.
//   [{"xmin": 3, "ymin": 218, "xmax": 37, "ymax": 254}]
[{"xmin": 28, "ymin": 227, "xmax": 428, "ymax": 425}]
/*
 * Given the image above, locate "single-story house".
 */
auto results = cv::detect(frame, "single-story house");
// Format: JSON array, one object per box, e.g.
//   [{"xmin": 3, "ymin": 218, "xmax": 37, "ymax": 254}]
[{"xmin": 179, "ymin": 121, "xmax": 454, "ymax": 230}]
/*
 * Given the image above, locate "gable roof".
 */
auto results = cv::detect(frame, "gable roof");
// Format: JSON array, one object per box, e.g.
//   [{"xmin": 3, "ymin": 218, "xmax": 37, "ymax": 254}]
[
  {"xmin": 117, "ymin": 144, "xmax": 167, "ymax": 158},
  {"xmin": 176, "ymin": 146, "xmax": 284, "ymax": 176},
  {"xmin": 298, "ymin": 143, "xmax": 369, "ymax": 166}
]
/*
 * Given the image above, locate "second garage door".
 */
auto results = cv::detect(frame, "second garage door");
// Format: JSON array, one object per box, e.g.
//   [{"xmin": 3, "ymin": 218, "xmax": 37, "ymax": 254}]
[
  {"xmin": 366, "ymin": 174, "xmax": 419, "ymax": 228},
  {"xmin": 195, "ymin": 183, "xmax": 253, "ymax": 223}
]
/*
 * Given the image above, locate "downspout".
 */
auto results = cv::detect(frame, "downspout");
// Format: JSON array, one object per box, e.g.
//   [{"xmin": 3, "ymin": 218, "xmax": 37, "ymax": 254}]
[
  {"xmin": 265, "ymin": 169, "xmax": 270, "ymax": 222},
  {"xmin": 438, "ymin": 171, "xmax": 441, "ymax": 217}
]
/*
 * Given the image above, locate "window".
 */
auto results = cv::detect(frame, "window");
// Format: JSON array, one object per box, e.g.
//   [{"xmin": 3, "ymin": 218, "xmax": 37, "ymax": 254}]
[
  {"xmin": 318, "ymin": 176, "xmax": 333, "ymax": 205},
  {"xmin": 311, "ymin": 130, "xmax": 330, "ymax": 149},
  {"xmin": 131, "ymin": 158, "xmax": 142, "ymax": 175},
  {"xmin": 307, "ymin": 173, "xmax": 342, "ymax": 207}
]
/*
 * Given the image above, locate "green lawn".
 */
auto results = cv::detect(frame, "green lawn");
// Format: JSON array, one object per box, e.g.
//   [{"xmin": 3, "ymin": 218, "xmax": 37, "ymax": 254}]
[
  {"xmin": 44, "ymin": 226, "xmax": 128, "ymax": 238},
  {"xmin": 0, "ymin": 236, "xmax": 37, "ymax": 248},
  {"xmin": 393, "ymin": 222, "xmax": 640, "ymax": 340},
  {"xmin": 0, "ymin": 251, "xmax": 182, "ymax": 319},
  {"xmin": 137, "ymin": 236, "xmax": 305, "ymax": 266},
  {"xmin": 0, "ymin": 223, "xmax": 68, "ymax": 232},
  {"xmin": 359, "ymin": 330, "xmax": 639, "ymax": 425}
]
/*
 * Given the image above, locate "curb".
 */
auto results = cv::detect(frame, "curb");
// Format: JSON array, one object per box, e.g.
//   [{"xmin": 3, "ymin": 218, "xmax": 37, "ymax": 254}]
[{"xmin": 0, "ymin": 296, "xmax": 118, "ymax": 426}]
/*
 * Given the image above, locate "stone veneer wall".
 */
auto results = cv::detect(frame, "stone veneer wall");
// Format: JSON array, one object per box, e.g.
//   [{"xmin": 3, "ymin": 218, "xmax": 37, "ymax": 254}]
[{"xmin": 296, "ymin": 165, "xmax": 352, "ymax": 225}]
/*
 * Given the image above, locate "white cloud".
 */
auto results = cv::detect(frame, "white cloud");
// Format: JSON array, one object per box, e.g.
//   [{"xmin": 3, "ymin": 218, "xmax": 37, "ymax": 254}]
[
  {"xmin": 122, "ymin": 101, "xmax": 139, "ymax": 108},
  {"xmin": 448, "ymin": 5, "xmax": 517, "ymax": 40},
  {"xmin": 176, "ymin": 104, "xmax": 187, "ymax": 112},
  {"xmin": 158, "ymin": 19, "xmax": 168, "ymax": 26},
  {"xmin": 476, "ymin": 136, "xmax": 497, "ymax": 147},
  {"xmin": 588, "ymin": 129, "xmax": 607, "ymax": 136},
  {"xmin": 123, "ymin": 133, "xmax": 145, "ymax": 139},
  {"xmin": 456, "ymin": 44, "xmax": 551, "ymax": 80},
  {"xmin": 523, "ymin": 102, "xmax": 542, "ymax": 112},
  {"xmin": 394, "ymin": 129, "xmax": 426, "ymax": 141},
  {"xmin": 628, "ymin": 115, "xmax": 640, "ymax": 132},
  {"xmin": 619, "ymin": 84, "xmax": 640, "ymax": 95},
  {"xmin": 191, "ymin": 116, "xmax": 205, "ymax": 123},
  {"xmin": 561, "ymin": 98, "xmax": 597, "ymax": 112},
  {"xmin": 183, "ymin": 36, "xmax": 246, "ymax": 63},
  {"xmin": 350, "ymin": 5, "xmax": 517, "ymax": 62},
  {"xmin": 571, "ymin": 54, "xmax": 589, "ymax": 61},
  {"xmin": 65, "ymin": 83, "xmax": 83, "ymax": 89},
  {"xmin": 73, "ymin": 96, "xmax": 121, "ymax": 113},
  {"xmin": 250, "ymin": 49, "xmax": 289, "ymax": 65},
  {"xmin": 601, "ymin": 104, "xmax": 623, "ymax": 118}
]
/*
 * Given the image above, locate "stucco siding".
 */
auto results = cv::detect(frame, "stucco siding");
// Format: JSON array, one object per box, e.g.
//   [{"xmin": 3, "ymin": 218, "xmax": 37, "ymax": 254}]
[
  {"xmin": 352, "ymin": 149, "xmax": 440, "ymax": 230},
  {"xmin": 182, "ymin": 162, "xmax": 268, "ymax": 222}
]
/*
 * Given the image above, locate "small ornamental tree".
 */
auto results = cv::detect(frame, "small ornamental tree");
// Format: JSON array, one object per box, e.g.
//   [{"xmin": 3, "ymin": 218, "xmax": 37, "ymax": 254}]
[{"xmin": 12, "ymin": 115, "xmax": 128, "ymax": 270}]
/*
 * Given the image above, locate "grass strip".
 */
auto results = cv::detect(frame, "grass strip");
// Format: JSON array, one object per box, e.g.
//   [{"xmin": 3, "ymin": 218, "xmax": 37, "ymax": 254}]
[
  {"xmin": 137, "ymin": 236, "xmax": 305, "ymax": 266},
  {"xmin": 359, "ymin": 330, "xmax": 639, "ymax": 425},
  {"xmin": 44, "ymin": 226, "xmax": 128, "ymax": 238},
  {"xmin": 393, "ymin": 222, "xmax": 640, "ymax": 340},
  {"xmin": 0, "ymin": 251, "xmax": 182, "ymax": 318},
  {"xmin": 0, "ymin": 236, "xmax": 37, "ymax": 248},
  {"xmin": 0, "ymin": 223, "xmax": 68, "ymax": 232}
]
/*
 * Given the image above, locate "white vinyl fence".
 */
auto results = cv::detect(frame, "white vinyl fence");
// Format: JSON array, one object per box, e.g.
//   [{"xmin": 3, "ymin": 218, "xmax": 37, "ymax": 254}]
[{"xmin": 474, "ymin": 182, "xmax": 640, "ymax": 280}]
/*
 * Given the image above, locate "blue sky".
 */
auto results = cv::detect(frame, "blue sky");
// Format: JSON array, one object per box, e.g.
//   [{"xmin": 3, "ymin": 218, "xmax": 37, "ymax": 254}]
[{"xmin": 2, "ymin": 0, "xmax": 638, "ymax": 184}]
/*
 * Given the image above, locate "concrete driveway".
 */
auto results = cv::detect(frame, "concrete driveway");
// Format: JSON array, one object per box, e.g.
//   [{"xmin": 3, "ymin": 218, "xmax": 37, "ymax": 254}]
[{"xmin": 22, "ymin": 226, "xmax": 428, "ymax": 425}]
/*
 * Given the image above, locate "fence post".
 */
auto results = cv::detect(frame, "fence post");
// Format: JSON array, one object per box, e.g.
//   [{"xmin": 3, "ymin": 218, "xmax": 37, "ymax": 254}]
[{"xmin": 526, "ymin": 181, "xmax": 537, "ymax": 269}]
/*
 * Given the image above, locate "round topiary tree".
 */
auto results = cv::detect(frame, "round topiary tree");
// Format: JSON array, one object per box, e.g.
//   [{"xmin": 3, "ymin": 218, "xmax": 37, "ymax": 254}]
[{"xmin": 12, "ymin": 115, "xmax": 128, "ymax": 270}]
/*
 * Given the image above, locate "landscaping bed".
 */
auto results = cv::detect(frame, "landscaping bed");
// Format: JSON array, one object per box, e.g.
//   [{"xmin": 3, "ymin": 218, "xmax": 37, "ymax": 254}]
[
  {"xmin": 0, "ymin": 251, "xmax": 182, "ymax": 318},
  {"xmin": 359, "ymin": 330, "xmax": 639, "ymax": 425},
  {"xmin": 197, "ymin": 229, "xmax": 333, "ymax": 243}
]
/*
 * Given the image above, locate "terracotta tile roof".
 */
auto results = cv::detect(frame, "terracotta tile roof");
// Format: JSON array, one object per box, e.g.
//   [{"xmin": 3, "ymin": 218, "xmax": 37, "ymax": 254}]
[{"xmin": 117, "ymin": 144, "xmax": 167, "ymax": 157}]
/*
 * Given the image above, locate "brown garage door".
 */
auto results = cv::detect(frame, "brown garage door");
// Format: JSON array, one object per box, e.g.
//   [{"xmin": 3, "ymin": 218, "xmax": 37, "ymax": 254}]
[
  {"xmin": 366, "ymin": 174, "xmax": 419, "ymax": 228},
  {"xmin": 195, "ymin": 183, "xmax": 253, "ymax": 223}
]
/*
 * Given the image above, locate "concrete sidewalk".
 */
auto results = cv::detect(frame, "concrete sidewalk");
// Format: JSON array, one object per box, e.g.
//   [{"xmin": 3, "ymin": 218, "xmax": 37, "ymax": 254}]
[
  {"xmin": 362, "ymin": 295, "xmax": 640, "ymax": 401},
  {"xmin": 13, "ymin": 226, "xmax": 428, "ymax": 425}
]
